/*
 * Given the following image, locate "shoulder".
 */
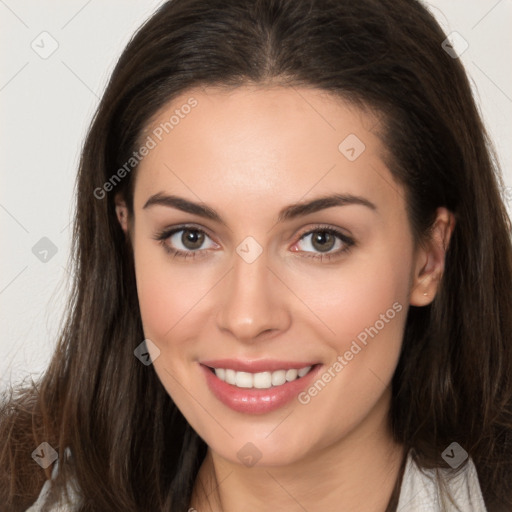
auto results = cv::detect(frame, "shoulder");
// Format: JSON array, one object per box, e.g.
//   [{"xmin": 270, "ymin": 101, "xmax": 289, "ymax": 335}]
[
  {"xmin": 25, "ymin": 447, "xmax": 81, "ymax": 512},
  {"xmin": 397, "ymin": 449, "xmax": 488, "ymax": 512},
  {"xmin": 26, "ymin": 446, "xmax": 490, "ymax": 512}
]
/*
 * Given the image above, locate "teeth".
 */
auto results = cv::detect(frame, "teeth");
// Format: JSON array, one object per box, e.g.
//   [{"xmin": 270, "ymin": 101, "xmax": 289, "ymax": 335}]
[
  {"xmin": 271, "ymin": 370, "xmax": 286, "ymax": 386},
  {"xmin": 253, "ymin": 371, "xmax": 272, "ymax": 389},
  {"xmin": 225, "ymin": 369, "xmax": 236, "ymax": 385},
  {"xmin": 213, "ymin": 366, "xmax": 312, "ymax": 389},
  {"xmin": 285, "ymin": 369, "xmax": 298, "ymax": 381},
  {"xmin": 298, "ymin": 367, "xmax": 310, "ymax": 377},
  {"xmin": 236, "ymin": 371, "xmax": 253, "ymax": 388}
]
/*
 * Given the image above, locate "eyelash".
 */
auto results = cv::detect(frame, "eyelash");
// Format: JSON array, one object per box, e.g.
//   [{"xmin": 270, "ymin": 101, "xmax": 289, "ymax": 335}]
[{"xmin": 153, "ymin": 224, "xmax": 355, "ymax": 263}]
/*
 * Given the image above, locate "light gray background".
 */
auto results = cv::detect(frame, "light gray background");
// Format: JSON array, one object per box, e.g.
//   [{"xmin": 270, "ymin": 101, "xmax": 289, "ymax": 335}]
[{"xmin": 1, "ymin": 1, "xmax": 511, "ymax": 391}]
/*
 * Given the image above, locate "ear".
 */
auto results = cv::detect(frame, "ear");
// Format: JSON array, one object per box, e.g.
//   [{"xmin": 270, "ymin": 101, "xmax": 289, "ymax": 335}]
[
  {"xmin": 114, "ymin": 193, "xmax": 129, "ymax": 234},
  {"xmin": 410, "ymin": 207, "xmax": 456, "ymax": 306}
]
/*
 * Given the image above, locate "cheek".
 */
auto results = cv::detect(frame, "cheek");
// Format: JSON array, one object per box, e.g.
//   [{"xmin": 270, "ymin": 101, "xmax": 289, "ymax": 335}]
[
  {"xmin": 133, "ymin": 238, "xmax": 194, "ymax": 345},
  {"xmin": 333, "ymin": 249, "xmax": 411, "ymax": 370},
  {"xmin": 285, "ymin": 245, "xmax": 411, "ymax": 354},
  {"xmin": 290, "ymin": 262, "xmax": 409, "ymax": 450},
  {"xmin": 334, "ymin": 263, "xmax": 407, "ymax": 348},
  {"xmin": 133, "ymin": 239, "xmax": 220, "ymax": 354},
  {"xmin": 133, "ymin": 242, "xmax": 173, "ymax": 340}
]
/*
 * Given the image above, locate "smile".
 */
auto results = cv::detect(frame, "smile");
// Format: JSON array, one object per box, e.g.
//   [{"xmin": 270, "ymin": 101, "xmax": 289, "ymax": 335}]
[
  {"xmin": 200, "ymin": 360, "xmax": 321, "ymax": 414},
  {"xmin": 210, "ymin": 366, "xmax": 313, "ymax": 389}
]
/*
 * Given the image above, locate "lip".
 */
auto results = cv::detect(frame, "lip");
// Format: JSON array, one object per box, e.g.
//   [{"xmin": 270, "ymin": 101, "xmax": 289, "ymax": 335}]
[
  {"xmin": 200, "ymin": 358, "xmax": 317, "ymax": 373},
  {"xmin": 200, "ymin": 361, "xmax": 322, "ymax": 414}
]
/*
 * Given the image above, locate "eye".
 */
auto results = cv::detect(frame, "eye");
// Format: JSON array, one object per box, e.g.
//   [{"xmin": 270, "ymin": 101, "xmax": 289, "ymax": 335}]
[
  {"xmin": 292, "ymin": 225, "xmax": 355, "ymax": 261},
  {"xmin": 153, "ymin": 224, "xmax": 354, "ymax": 263},
  {"xmin": 153, "ymin": 225, "xmax": 218, "ymax": 259}
]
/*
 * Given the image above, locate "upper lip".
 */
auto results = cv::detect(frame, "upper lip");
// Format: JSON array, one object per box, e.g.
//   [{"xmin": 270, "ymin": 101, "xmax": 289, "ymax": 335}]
[{"xmin": 200, "ymin": 359, "xmax": 318, "ymax": 373}]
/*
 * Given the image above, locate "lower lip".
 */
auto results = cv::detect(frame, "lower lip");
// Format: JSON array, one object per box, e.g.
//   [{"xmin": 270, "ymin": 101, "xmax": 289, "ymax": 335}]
[{"xmin": 200, "ymin": 364, "xmax": 321, "ymax": 414}]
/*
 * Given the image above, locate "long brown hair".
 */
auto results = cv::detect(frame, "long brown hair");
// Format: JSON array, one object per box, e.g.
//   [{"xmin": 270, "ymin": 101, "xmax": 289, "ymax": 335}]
[{"xmin": 1, "ymin": 0, "xmax": 511, "ymax": 510}]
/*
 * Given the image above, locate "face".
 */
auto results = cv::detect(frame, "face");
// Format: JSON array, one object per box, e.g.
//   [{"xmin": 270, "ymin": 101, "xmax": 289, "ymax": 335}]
[{"xmin": 117, "ymin": 85, "xmax": 449, "ymax": 467}]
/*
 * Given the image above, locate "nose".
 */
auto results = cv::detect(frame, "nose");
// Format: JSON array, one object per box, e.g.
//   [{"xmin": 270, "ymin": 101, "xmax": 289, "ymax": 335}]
[{"xmin": 215, "ymin": 247, "xmax": 291, "ymax": 343}]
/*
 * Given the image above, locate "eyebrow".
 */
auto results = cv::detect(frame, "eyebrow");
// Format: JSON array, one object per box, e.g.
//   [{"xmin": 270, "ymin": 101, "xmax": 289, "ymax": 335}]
[{"xmin": 142, "ymin": 192, "xmax": 377, "ymax": 225}]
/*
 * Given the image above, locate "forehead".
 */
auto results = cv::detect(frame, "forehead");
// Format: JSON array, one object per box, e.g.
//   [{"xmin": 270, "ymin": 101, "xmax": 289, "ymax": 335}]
[{"xmin": 133, "ymin": 85, "xmax": 401, "ymax": 218}]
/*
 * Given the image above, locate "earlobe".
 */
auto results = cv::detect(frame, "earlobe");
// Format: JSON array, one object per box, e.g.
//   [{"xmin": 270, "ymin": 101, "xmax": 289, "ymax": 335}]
[
  {"xmin": 114, "ymin": 195, "xmax": 129, "ymax": 234},
  {"xmin": 409, "ymin": 207, "xmax": 455, "ymax": 306}
]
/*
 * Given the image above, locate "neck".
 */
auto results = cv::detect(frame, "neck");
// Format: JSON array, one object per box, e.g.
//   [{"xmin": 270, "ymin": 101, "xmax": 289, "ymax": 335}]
[{"xmin": 190, "ymin": 394, "xmax": 406, "ymax": 512}]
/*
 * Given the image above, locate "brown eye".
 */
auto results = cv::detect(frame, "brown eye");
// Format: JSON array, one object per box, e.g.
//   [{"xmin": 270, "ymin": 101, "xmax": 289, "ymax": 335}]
[
  {"xmin": 294, "ymin": 226, "xmax": 355, "ymax": 261},
  {"xmin": 310, "ymin": 231, "xmax": 336, "ymax": 252},
  {"xmin": 154, "ymin": 226, "xmax": 218, "ymax": 258},
  {"xmin": 181, "ymin": 229, "xmax": 205, "ymax": 250}
]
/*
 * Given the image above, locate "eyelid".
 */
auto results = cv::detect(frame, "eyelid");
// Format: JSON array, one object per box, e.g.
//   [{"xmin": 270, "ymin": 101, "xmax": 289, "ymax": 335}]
[
  {"xmin": 155, "ymin": 223, "xmax": 217, "ymax": 241},
  {"xmin": 295, "ymin": 223, "xmax": 353, "ymax": 241},
  {"xmin": 154, "ymin": 222, "xmax": 355, "ymax": 260},
  {"xmin": 291, "ymin": 223, "xmax": 355, "ymax": 255},
  {"xmin": 154, "ymin": 224, "xmax": 219, "ymax": 248},
  {"xmin": 155, "ymin": 223, "xmax": 351, "ymax": 244}
]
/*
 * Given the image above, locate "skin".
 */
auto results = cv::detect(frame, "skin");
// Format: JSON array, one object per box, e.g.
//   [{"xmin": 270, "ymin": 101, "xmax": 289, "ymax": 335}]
[{"xmin": 115, "ymin": 85, "xmax": 454, "ymax": 511}]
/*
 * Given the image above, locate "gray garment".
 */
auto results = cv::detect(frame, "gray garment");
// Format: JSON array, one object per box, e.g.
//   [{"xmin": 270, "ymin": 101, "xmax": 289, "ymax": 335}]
[
  {"xmin": 27, "ymin": 448, "xmax": 487, "ymax": 511},
  {"xmin": 396, "ymin": 451, "xmax": 487, "ymax": 511},
  {"xmin": 25, "ymin": 448, "xmax": 81, "ymax": 511}
]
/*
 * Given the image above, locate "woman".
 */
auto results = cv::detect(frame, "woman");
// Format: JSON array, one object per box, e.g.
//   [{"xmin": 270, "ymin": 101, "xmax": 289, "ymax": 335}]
[{"xmin": 1, "ymin": 0, "xmax": 511, "ymax": 510}]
